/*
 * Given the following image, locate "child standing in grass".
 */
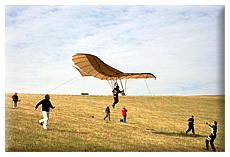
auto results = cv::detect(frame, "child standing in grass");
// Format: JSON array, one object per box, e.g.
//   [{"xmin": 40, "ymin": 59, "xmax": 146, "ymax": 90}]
[
  {"xmin": 122, "ymin": 106, "xmax": 128, "ymax": 123},
  {"xmin": 104, "ymin": 104, "xmax": 111, "ymax": 121},
  {"xmin": 34, "ymin": 94, "xmax": 55, "ymax": 130}
]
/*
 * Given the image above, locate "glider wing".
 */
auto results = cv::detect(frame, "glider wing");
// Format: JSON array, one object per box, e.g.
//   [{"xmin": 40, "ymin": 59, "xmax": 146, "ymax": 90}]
[{"xmin": 72, "ymin": 53, "xmax": 156, "ymax": 80}]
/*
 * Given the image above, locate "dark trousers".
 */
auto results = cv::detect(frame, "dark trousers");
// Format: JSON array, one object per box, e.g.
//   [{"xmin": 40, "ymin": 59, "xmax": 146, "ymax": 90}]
[
  {"xmin": 186, "ymin": 125, "xmax": 195, "ymax": 135},
  {"xmin": 206, "ymin": 135, "xmax": 216, "ymax": 150},
  {"xmin": 104, "ymin": 113, "xmax": 110, "ymax": 120},
  {"xmin": 112, "ymin": 97, "xmax": 119, "ymax": 108}
]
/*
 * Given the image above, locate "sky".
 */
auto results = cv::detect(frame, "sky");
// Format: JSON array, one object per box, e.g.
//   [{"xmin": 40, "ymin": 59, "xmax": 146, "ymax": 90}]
[{"xmin": 4, "ymin": 5, "xmax": 225, "ymax": 96}]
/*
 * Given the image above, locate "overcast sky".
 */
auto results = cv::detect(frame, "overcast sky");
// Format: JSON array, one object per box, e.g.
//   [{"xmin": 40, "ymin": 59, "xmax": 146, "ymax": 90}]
[{"xmin": 5, "ymin": 5, "xmax": 225, "ymax": 95}]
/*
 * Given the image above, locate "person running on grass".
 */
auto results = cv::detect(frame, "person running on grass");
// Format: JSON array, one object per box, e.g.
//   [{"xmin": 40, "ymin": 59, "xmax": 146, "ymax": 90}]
[
  {"xmin": 12, "ymin": 92, "xmax": 20, "ymax": 109},
  {"xmin": 34, "ymin": 94, "xmax": 55, "ymax": 130},
  {"xmin": 185, "ymin": 115, "xmax": 196, "ymax": 136},
  {"xmin": 205, "ymin": 121, "xmax": 217, "ymax": 151},
  {"xmin": 104, "ymin": 104, "xmax": 111, "ymax": 121}
]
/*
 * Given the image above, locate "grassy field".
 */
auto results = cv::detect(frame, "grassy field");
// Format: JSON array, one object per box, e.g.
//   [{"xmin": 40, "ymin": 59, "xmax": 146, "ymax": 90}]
[{"xmin": 5, "ymin": 93, "xmax": 225, "ymax": 152}]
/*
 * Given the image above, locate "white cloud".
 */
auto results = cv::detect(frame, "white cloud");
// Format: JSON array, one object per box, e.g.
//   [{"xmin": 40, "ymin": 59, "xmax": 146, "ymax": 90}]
[{"xmin": 5, "ymin": 5, "xmax": 224, "ymax": 95}]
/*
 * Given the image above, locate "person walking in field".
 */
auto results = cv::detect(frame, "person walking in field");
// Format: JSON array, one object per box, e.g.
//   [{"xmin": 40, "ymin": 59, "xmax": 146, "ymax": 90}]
[
  {"xmin": 12, "ymin": 92, "xmax": 20, "ymax": 109},
  {"xmin": 104, "ymin": 104, "xmax": 111, "ymax": 121},
  {"xmin": 185, "ymin": 115, "xmax": 196, "ymax": 136},
  {"xmin": 122, "ymin": 106, "xmax": 128, "ymax": 123},
  {"xmin": 112, "ymin": 85, "xmax": 123, "ymax": 108},
  {"xmin": 34, "ymin": 94, "xmax": 55, "ymax": 130},
  {"xmin": 205, "ymin": 121, "xmax": 217, "ymax": 151}
]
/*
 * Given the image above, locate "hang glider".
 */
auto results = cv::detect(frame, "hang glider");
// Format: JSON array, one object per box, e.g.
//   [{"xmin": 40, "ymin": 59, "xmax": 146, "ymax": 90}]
[{"xmin": 72, "ymin": 53, "xmax": 156, "ymax": 94}]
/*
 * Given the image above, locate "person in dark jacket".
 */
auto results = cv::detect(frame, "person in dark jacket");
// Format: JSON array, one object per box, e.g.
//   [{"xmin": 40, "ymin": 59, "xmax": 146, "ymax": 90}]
[
  {"xmin": 205, "ymin": 121, "xmax": 217, "ymax": 151},
  {"xmin": 34, "ymin": 94, "xmax": 55, "ymax": 130},
  {"xmin": 185, "ymin": 115, "xmax": 196, "ymax": 136},
  {"xmin": 104, "ymin": 104, "xmax": 111, "ymax": 121},
  {"xmin": 122, "ymin": 106, "xmax": 128, "ymax": 123},
  {"xmin": 12, "ymin": 92, "xmax": 20, "ymax": 109},
  {"xmin": 112, "ymin": 85, "xmax": 123, "ymax": 108}
]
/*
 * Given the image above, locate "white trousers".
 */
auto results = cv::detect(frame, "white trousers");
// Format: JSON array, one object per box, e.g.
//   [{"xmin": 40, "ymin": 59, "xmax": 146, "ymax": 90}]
[
  {"xmin": 13, "ymin": 101, "xmax": 17, "ymax": 108},
  {"xmin": 39, "ymin": 111, "xmax": 49, "ymax": 129}
]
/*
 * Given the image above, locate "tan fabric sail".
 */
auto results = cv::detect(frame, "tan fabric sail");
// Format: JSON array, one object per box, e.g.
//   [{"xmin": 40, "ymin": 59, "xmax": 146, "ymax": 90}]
[{"xmin": 72, "ymin": 53, "xmax": 156, "ymax": 80}]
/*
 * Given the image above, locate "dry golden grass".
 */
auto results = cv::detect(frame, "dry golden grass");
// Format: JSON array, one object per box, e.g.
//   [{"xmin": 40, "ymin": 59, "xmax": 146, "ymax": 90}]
[{"xmin": 5, "ymin": 93, "xmax": 225, "ymax": 152}]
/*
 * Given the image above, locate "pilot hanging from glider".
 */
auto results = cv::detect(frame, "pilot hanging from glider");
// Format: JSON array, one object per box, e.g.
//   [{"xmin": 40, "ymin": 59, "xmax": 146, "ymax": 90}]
[
  {"xmin": 72, "ymin": 53, "xmax": 156, "ymax": 104},
  {"xmin": 112, "ymin": 83, "xmax": 124, "ymax": 108}
]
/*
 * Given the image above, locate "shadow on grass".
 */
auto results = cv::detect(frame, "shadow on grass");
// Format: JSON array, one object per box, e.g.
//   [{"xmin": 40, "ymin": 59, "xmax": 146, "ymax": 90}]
[
  {"xmin": 147, "ymin": 129, "xmax": 206, "ymax": 138},
  {"xmin": 48, "ymin": 128, "xmax": 88, "ymax": 134}
]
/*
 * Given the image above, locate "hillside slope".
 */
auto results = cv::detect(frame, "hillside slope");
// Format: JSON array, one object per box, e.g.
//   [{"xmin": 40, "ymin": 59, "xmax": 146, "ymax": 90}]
[{"xmin": 5, "ymin": 93, "xmax": 225, "ymax": 152}]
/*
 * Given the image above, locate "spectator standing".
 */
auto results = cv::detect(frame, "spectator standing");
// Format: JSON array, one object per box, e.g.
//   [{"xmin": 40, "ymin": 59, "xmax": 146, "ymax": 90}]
[{"xmin": 122, "ymin": 106, "xmax": 128, "ymax": 123}]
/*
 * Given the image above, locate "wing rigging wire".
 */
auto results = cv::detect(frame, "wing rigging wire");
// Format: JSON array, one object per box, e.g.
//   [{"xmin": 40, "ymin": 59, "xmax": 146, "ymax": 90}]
[
  {"xmin": 144, "ymin": 79, "xmax": 152, "ymax": 96},
  {"xmin": 46, "ymin": 75, "xmax": 79, "ymax": 94}
]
